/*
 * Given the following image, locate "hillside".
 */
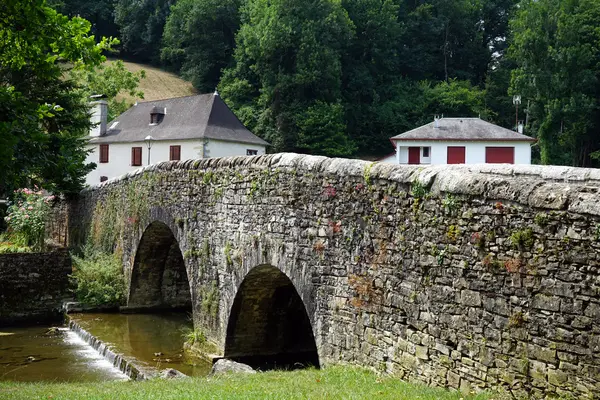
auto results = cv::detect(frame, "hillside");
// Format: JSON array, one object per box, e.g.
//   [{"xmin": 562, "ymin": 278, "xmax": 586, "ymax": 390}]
[{"xmin": 107, "ymin": 59, "xmax": 197, "ymax": 103}]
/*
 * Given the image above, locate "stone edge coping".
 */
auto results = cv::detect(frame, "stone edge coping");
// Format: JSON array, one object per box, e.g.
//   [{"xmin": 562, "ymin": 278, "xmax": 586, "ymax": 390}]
[{"xmin": 82, "ymin": 153, "xmax": 600, "ymax": 216}]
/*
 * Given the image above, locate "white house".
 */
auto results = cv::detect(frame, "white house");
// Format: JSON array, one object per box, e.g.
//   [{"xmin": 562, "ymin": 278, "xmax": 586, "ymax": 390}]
[
  {"xmin": 86, "ymin": 93, "xmax": 269, "ymax": 185},
  {"xmin": 386, "ymin": 117, "xmax": 535, "ymax": 165}
]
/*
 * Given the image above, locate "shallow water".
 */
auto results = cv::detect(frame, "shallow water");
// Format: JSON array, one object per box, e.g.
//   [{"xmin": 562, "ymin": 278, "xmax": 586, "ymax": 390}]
[
  {"xmin": 0, "ymin": 326, "xmax": 128, "ymax": 382},
  {"xmin": 69, "ymin": 312, "xmax": 212, "ymax": 377}
]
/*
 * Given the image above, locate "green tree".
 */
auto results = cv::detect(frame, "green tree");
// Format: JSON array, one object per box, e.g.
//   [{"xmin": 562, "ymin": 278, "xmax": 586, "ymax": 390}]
[
  {"xmin": 340, "ymin": 0, "xmax": 405, "ymax": 155},
  {"xmin": 0, "ymin": 0, "xmax": 115, "ymax": 195},
  {"xmin": 114, "ymin": 0, "xmax": 173, "ymax": 63},
  {"xmin": 49, "ymin": 0, "xmax": 119, "ymax": 40},
  {"xmin": 162, "ymin": 0, "xmax": 241, "ymax": 93},
  {"xmin": 71, "ymin": 60, "xmax": 146, "ymax": 120},
  {"xmin": 219, "ymin": 0, "xmax": 356, "ymax": 156},
  {"xmin": 509, "ymin": 0, "xmax": 600, "ymax": 166}
]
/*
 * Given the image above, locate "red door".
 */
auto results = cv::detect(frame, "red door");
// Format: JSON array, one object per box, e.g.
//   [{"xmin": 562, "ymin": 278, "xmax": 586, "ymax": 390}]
[
  {"xmin": 485, "ymin": 147, "xmax": 514, "ymax": 164},
  {"xmin": 447, "ymin": 146, "xmax": 466, "ymax": 164},
  {"xmin": 408, "ymin": 147, "xmax": 420, "ymax": 164}
]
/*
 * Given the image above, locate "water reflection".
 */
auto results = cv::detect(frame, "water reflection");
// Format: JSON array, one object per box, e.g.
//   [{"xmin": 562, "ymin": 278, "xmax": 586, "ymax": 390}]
[{"xmin": 70, "ymin": 312, "xmax": 211, "ymax": 377}]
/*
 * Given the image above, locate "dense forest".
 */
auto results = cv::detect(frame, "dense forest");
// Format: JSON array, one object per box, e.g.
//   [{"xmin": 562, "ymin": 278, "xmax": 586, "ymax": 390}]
[{"xmin": 51, "ymin": 0, "xmax": 600, "ymax": 166}]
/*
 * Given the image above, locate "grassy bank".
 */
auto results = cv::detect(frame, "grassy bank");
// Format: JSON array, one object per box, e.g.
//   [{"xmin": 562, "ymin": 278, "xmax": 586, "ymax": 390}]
[
  {"xmin": 0, "ymin": 366, "xmax": 503, "ymax": 400},
  {"xmin": 106, "ymin": 59, "xmax": 197, "ymax": 103}
]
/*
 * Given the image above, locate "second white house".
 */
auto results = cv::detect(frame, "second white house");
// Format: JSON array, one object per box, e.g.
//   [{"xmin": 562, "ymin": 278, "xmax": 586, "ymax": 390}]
[
  {"xmin": 86, "ymin": 93, "xmax": 269, "ymax": 186},
  {"xmin": 384, "ymin": 117, "xmax": 535, "ymax": 165}
]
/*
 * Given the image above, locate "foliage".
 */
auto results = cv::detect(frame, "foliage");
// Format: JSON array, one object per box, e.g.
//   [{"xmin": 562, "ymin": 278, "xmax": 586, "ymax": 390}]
[
  {"xmin": 3, "ymin": 188, "xmax": 53, "ymax": 251},
  {"xmin": 70, "ymin": 60, "xmax": 146, "ymax": 121},
  {"xmin": 182, "ymin": 328, "xmax": 206, "ymax": 346},
  {"xmin": 49, "ymin": 0, "xmax": 119, "ymax": 40},
  {"xmin": 219, "ymin": 0, "xmax": 355, "ymax": 155},
  {"xmin": 0, "ymin": 0, "xmax": 116, "ymax": 196},
  {"xmin": 71, "ymin": 245, "xmax": 126, "ymax": 306},
  {"xmin": 510, "ymin": 228, "xmax": 534, "ymax": 250},
  {"xmin": 114, "ymin": 0, "xmax": 174, "ymax": 63},
  {"xmin": 509, "ymin": 0, "xmax": 600, "ymax": 166},
  {"xmin": 161, "ymin": 0, "xmax": 241, "ymax": 93}
]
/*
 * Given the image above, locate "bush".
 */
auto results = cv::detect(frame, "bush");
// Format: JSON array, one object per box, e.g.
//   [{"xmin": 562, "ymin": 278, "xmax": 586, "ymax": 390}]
[
  {"xmin": 71, "ymin": 246, "xmax": 126, "ymax": 307},
  {"xmin": 3, "ymin": 188, "xmax": 53, "ymax": 251}
]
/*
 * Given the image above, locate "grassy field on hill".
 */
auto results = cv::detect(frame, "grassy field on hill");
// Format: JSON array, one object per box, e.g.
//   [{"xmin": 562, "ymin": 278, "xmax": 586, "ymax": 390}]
[
  {"xmin": 106, "ymin": 59, "xmax": 197, "ymax": 103},
  {"xmin": 0, "ymin": 366, "xmax": 503, "ymax": 400}
]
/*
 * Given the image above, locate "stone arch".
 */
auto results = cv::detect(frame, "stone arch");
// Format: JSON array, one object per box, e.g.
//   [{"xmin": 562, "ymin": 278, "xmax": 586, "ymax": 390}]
[
  {"xmin": 128, "ymin": 221, "xmax": 191, "ymax": 310},
  {"xmin": 224, "ymin": 264, "xmax": 319, "ymax": 370}
]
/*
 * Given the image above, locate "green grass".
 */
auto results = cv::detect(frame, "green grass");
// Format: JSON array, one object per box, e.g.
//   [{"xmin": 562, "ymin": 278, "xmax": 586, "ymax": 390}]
[{"xmin": 0, "ymin": 366, "xmax": 503, "ymax": 400}]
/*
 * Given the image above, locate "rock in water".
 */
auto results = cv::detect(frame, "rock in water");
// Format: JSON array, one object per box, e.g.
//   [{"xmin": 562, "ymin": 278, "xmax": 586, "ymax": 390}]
[
  {"xmin": 160, "ymin": 368, "xmax": 187, "ymax": 379},
  {"xmin": 210, "ymin": 359, "xmax": 255, "ymax": 375}
]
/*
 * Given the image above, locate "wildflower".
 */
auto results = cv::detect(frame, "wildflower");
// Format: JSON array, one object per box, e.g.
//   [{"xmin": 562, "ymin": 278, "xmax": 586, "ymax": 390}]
[
  {"xmin": 24, "ymin": 215, "xmax": 30, "ymax": 219},
  {"xmin": 27, "ymin": 206, "xmax": 33, "ymax": 210}
]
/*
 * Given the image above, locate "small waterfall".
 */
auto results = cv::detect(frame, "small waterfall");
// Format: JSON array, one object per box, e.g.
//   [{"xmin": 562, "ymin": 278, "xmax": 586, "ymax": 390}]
[{"xmin": 68, "ymin": 319, "xmax": 151, "ymax": 381}]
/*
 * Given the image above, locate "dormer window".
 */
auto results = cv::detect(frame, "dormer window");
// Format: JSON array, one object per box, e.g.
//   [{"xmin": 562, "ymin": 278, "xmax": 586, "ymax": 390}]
[{"xmin": 149, "ymin": 106, "xmax": 165, "ymax": 125}]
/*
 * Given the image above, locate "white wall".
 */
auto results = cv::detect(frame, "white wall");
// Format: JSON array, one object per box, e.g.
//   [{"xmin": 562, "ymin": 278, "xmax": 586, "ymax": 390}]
[
  {"xmin": 86, "ymin": 139, "xmax": 266, "ymax": 186},
  {"xmin": 393, "ymin": 141, "xmax": 531, "ymax": 165},
  {"xmin": 204, "ymin": 139, "xmax": 266, "ymax": 158}
]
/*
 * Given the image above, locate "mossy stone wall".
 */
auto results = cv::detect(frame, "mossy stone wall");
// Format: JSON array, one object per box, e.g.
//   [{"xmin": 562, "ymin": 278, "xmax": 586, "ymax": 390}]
[{"xmin": 62, "ymin": 154, "xmax": 600, "ymax": 399}]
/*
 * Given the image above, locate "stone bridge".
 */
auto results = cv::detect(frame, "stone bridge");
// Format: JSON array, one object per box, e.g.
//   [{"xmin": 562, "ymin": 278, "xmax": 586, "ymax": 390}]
[{"xmin": 61, "ymin": 153, "xmax": 600, "ymax": 398}]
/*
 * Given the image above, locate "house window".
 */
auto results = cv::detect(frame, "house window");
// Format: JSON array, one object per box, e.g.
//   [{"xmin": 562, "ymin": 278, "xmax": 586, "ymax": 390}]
[
  {"xmin": 99, "ymin": 144, "xmax": 109, "ymax": 163},
  {"xmin": 170, "ymin": 145, "xmax": 181, "ymax": 161},
  {"xmin": 131, "ymin": 147, "xmax": 142, "ymax": 166},
  {"xmin": 247, "ymin": 149, "xmax": 258, "ymax": 156},
  {"xmin": 100, "ymin": 176, "xmax": 108, "ymax": 182},
  {"xmin": 485, "ymin": 147, "xmax": 514, "ymax": 164},
  {"xmin": 422, "ymin": 147, "xmax": 430, "ymax": 158},
  {"xmin": 447, "ymin": 146, "xmax": 466, "ymax": 164}
]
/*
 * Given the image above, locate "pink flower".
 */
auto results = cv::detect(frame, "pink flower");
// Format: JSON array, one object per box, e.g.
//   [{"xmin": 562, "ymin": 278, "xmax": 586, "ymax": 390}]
[
  {"xmin": 27, "ymin": 206, "xmax": 33, "ymax": 210},
  {"xmin": 5, "ymin": 217, "xmax": 10, "ymax": 221},
  {"xmin": 24, "ymin": 215, "xmax": 30, "ymax": 219},
  {"xmin": 20, "ymin": 207, "xmax": 25, "ymax": 212}
]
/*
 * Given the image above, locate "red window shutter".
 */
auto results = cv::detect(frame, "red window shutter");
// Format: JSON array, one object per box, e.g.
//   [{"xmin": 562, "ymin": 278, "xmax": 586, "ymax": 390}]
[
  {"xmin": 408, "ymin": 147, "xmax": 420, "ymax": 164},
  {"xmin": 99, "ymin": 144, "xmax": 109, "ymax": 163},
  {"xmin": 447, "ymin": 147, "xmax": 466, "ymax": 164},
  {"xmin": 131, "ymin": 147, "xmax": 142, "ymax": 166},
  {"xmin": 170, "ymin": 145, "xmax": 181, "ymax": 161},
  {"xmin": 485, "ymin": 147, "xmax": 514, "ymax": 164}
]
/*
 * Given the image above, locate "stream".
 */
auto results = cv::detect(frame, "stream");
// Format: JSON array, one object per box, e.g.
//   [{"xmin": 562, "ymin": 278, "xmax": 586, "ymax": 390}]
[{"xmin": 0, "ymin": 312, "xmax": 211, "ymax": 382}]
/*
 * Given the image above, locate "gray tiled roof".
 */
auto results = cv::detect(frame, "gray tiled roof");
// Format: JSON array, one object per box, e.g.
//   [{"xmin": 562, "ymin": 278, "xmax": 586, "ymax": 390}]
[
  {"xmin": 390, "ymin": 118, "xmax": 536, "ymax": 142},
  {"xmin": 90, "ymin": 94, "xmax": 270, "ymax": 146}
]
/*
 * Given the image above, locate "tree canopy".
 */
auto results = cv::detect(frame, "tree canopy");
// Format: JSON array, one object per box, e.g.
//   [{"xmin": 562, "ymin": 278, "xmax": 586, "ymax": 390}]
[
  {"xmin": 0, "ymin": 0, "xmax": 116, "ymax": 195},
  {"xmin": 35, "ymin": 0, "xmax": 600, "ymax": 166}
]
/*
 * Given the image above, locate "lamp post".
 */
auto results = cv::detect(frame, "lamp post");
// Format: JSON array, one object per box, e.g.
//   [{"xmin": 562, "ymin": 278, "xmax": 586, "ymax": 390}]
[
  {"xmin": 513, "ymin": 95, "xmax": 522, "ymax": 132},
  {"xmin": 144, "ymin": 135, "xmax": 154, "ymax": 165}
]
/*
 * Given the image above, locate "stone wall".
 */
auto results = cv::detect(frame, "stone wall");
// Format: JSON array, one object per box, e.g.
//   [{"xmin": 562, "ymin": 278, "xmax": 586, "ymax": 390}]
[
  {"xmin": 0, "ymin": 250, "xmax": 71, "ymax": 324},
  {"xmin": 62, "ymin": 154, "xmax": 600, "ymax": 398}
]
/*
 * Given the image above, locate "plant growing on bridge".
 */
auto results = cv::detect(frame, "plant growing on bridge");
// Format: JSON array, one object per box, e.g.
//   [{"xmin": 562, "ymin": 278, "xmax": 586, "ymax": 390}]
[
  {"xmin": 510, "ymin": 228, "xmax": 534, "ymax": 250},
  {"xmin": 71, "ymin": 245, "xmax": 126, "ymax": 307}
]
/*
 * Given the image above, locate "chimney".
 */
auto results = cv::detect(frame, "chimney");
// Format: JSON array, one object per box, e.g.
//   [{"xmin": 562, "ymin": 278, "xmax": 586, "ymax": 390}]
[
  {"xmin": 517, "ymin": 120, "xmax": 524, "ymax": 134},
  {"xmin": 434, "ymin": 114, "xmax": 442, "ymax": 128},
  {"xmin": 90, "ymin": 95, "xmax": 108, "ymax": 137}
]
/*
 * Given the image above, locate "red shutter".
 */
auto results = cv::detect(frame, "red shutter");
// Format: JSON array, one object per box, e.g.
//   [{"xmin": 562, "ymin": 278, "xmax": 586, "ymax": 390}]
[
  {"xmin": 408, "ymin": 147, "xmax": 420, "ymax": 164},
  {"xmin": 131, "ymin": 147, "xmax": 142, "ymax": 166},
  {"xmin": 99, "ymin": 144, "xmax": 109, "ymax": 163},
  {"xmin": 485, "ymin": 147, "xmax": 514, "ymax": 164},
  {"xmin": 170, "ymin": 145, "xmax": 181, "ymax": 161},
  {"xmin": 447, "ymin": 147, "xmax": 466, "ymax": 164}
]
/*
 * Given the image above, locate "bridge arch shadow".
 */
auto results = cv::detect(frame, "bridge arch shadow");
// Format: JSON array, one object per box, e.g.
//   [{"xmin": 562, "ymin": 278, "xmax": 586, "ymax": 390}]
[
  {"xmin": 224, "ymin": 264, "xmax": 319, "ymax": 370},
  {"xmin": 128, "ymin": 221, "xmax": 191, "ymax": 310}
]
